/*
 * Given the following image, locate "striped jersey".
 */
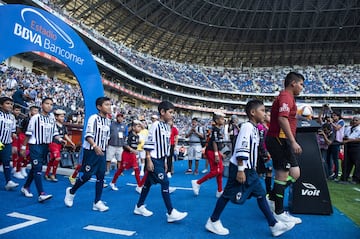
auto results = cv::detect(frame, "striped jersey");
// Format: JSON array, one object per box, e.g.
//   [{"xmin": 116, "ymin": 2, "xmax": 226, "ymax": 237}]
[
  {"xmin": 230, "ymin": 121, "xmax": 260, "ymax": 170},
  {"xmin": 144, "ymin": 120, "xmax": 170, "ymax": 159},
  {"xmin": 83, "ymin": 114, "xmax": 111, "ymax": 151},
  {"xmin": 0, "ymin": 110, "xmax": 16, "ymax": 144},
  {"xmin": 26, "ymin": 113, "xmax": 59, "ymax": 144}
]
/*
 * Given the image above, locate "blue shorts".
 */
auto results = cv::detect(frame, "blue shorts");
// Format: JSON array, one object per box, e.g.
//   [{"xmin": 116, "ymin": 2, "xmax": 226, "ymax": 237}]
[
  {"xmin": 147, "ymin": 157, "xmax": 169, "ymax": 186},
  {"xmin": 0, "ymin": 143, "xmax": 11, "ymax": 163},
  {"xmin": 222, "ymin": 163, "xmax": 266, "ymax": 204},
  {"xmin": 81, "ymin": 149, "xmax": 106, "ymax": 176}
]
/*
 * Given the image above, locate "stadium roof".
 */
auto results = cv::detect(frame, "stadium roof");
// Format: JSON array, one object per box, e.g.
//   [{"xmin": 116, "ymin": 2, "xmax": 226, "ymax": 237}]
[{"xmin": 35, "ymin": 1, "xmax": 360, "ymax": 67}]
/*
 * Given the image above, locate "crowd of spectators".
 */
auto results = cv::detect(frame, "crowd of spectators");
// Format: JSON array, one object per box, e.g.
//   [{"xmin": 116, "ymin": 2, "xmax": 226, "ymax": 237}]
[
  {"xmin": 0, "ymin": 64, "xmax": 84, "ymax": 124},
  {"xmin": 42, "ymin": 0, "xmax": 359, "ymax": 96}
]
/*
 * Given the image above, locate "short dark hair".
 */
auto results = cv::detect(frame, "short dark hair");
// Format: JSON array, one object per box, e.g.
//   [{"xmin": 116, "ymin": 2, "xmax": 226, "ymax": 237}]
[
  {"xmin": 0, "ymin": 96, "xmax": 13, "ymax": 105},
  {"xmin": 13, "ymin": 104, "xmax": 22, "ymax": 110},
  {"xmin": 284, "ymin": 72, "xmax": 305, "ymax": 87},
  {"xmin": 192, "ymin": 117, "xmax": 198, "ymax": 122},
  {"xmin": 158, "ymin": 101, "xmax": 174, "ymax": 113},
  {"xmin": 95, "ymin": 96, "xmax": 111, "ymax": 107},
  {"xmin": 245, "ymin": 99, "xmax": 264, "ymax": 117},
  {"xmin": 332, "ymin": 110, "xmax": 342, "ymax": 118},
  {"xmin": 42, "ymin": 97, "xmax": 53, "ymax": 104},
  {"xmin": 30, "ymin": 105, "xmax": 40, "ymax": 110}
]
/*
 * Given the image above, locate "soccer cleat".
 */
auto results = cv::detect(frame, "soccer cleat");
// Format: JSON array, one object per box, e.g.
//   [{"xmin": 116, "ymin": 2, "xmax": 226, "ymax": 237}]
[
  {"xmin": 5, "ymin": 180, "xmax": 19, "ymax": 191},
  {"xmin": 201, "ymin": 169, "xmax": 208, "ymax": 174},
  {"xmin": 205, "ymin": 218, "xmax": 229, "ymax": 235},
  {"xmin": 266, "ymin": 195, "xmax": 275, "ymax": 212},
  {"xmin": 270, "ymin": 221, "xmax": 295, "ymax": 237},
  {"xmin": 109, "ymin": 183, "xmax": 119, "ymax": 191},
  {"xmin": 21, "ymin": 187, "xmax": 33, "ymax": 198},
  {"xmin": 216, "ymin": 190, "xmax": 223, "ymax": 198},
  {"xmin": 93, "ymin": 200, "xmax": 109, "ymax": 212},
  {"xmin": 169, "ymin": 186, "xmax": 176, "ymax": 194},
  {"xmin": 49, "ymin": 175, "xmax": 58, "ymax": 182},
  {"xmin": 44, "ymin": 175, "xmax": 51, "ymax": 181},
  {"xmin": 194, "ymin": 169, "xmax": 199, "ymax": 175},
  {"xmin": 167, "ymin": 208, "xmax": 188, "ymax": 223},
  {"xmin": 134, "ymin": 204, "xmax": 153, "ymax": 217},
  {"xmin": 191, "ymin": 180, "xmax": 200, "ymax": 195},
  {"xmin": 167, "ymin": 172, "xmax": 172, "ymax": 178},
  {"xmin": 185, "ymin": 169, "xmax": 193, "ymax": 174},
  {"xmin": 38, "ymin": 193, "xmax": 53, "ymax": 202},
  {"xmin": 64, "ymin": 187, "xmax": 75, "ymax": 207},
  {"xmin": 274, "ymin": 211, "xmax": 302, "ymax": 225},
  {"xmin": 13, "ymin": 171, "xmax": 25, "ymax": 179},
  {"xmin": 135, "ymin": 185, "xmax": 143, "ymax": 194}
]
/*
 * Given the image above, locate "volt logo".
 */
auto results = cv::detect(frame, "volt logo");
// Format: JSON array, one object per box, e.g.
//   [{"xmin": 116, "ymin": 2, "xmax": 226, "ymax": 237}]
[{"xmin": 301, "ymin": 182, "xmax": 320, "ymax": 196}]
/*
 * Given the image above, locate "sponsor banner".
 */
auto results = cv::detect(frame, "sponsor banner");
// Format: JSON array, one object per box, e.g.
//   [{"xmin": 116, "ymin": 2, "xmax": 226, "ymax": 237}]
[
  {"xmin": 290, "ymin": 131, "xmax": 333, "ymax": 215},
  {"xmin": 0, "ymin": 4, "xmax": 104, "ymax": 133}
]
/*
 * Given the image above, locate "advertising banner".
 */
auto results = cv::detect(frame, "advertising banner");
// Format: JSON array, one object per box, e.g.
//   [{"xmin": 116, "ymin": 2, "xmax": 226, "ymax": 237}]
[{"xmin": 0, "ymin": 4, "xmax": 104, "ymax": 130}]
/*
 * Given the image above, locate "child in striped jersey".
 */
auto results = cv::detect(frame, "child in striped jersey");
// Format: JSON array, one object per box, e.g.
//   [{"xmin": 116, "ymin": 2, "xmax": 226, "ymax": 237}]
[
  {"xmin": 133, "ymin": 101, "xmax": 187, "ymax": 223},
  {"xmin": 205, "ymin": 100, "xmax": 296, "ymax": 237},
  {"xmin": 20, "ymin": 98, "xmax": 63, "ymax": 202},
  {"xmin": 0, "ymin": 97, "xmax": 19, "ymax": 191},
  {"xmin": 64, "ymin": 97, "xmax": 111, "ymax": 212}
]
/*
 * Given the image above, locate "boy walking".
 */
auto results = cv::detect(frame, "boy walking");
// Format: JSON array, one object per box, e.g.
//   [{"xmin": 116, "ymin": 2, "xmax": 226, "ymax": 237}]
[
  {"xmin": 191, "ymin": 112, "xmax": 225, "ymax": 198},
  {"xmin": 0, "ymin": 97, "xmax": 19, "ymax": 190},
  {"xmin": 64, "ymin": 97, "xmax": 111, "ymax": 211},
  {"xmin": 205, "ymin": 100, "xmax": 295, "ymax": 237},
  {"xmin": 134, "ymin": 101, "xmax": 187, "ymax": 222},
  {"xmin": 110, "ymin": 120, "xmax": 143, "ymax": 191},
  {"xmin": 45, "ymin": 109, "xmax": 76, "ymax": 182},
  {"xmin": 20, "ymin": 98, "xmax": 63, "ymax": 202}
]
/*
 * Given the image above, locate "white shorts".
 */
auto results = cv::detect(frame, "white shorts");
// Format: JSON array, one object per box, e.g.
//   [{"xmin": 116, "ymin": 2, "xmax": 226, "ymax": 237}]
[
  {"xmin": 106, "ymin": 145, "xmax": 124, "ymax": 162},
  {"xmin": 187, "ymin": 144, "xmax": 202, "ymax": 160}
]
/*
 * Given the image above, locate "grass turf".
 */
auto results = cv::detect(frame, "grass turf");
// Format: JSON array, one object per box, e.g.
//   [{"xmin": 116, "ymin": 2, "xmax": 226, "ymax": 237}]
[{"xmin": 328, "ymin": 180, "xmax": 360, "ymax": 226}]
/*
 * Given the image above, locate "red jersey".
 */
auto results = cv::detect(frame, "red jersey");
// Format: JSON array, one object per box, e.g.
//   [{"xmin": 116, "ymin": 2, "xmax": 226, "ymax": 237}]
[
  {"xmin": 170, "ymin": 126, "xmax": 178, "ymax": 145},
  {"xmin": 268, "ymin": 90, "xmax": 298, "ymax": 138}
]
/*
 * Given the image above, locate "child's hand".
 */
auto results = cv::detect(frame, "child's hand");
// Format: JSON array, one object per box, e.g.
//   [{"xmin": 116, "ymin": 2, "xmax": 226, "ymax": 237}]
[
  {"xmin": 94, "ymin": 146, "xmax": 104, "ymax": 156},
  {"xmin": 236, "ymin": 171, "xmax": 246, "ymax": 183}
]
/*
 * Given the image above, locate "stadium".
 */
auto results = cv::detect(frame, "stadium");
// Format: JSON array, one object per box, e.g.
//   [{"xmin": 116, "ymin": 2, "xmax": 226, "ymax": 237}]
[{"xmin": 0, "ymin": 0, "xmax": 359, "ymax": 239}]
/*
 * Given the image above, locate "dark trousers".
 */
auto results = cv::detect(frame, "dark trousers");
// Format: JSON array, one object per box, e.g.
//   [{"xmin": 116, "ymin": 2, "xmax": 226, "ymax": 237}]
[
  {"xmin": 166, "ymin": 145, "xmax": 175, "ymax": 173},
  {"xmin": 0, "ymin": 144, "xmax": 12, "ymax": 183},
  {"xmin": 24, "ymin": 144, "xmax": 49, "ymax": 195},
  {"xmin": 326, "ymin": 144, "xmax": 340, "ymax": 177},
  {"xmin": 341, "ymin": 145, "xmax": 360, "ymax": 182}
]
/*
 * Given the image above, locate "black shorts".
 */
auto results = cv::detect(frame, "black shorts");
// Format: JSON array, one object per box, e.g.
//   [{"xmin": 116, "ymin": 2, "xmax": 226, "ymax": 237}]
[{"xmin": 265, "ymin": 136, "xmax": 298, "ymax": 171}]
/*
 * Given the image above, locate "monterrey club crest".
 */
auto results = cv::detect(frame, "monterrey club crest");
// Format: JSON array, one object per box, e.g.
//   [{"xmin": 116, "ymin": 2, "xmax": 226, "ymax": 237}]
[
  {"xmin": 158, "ymin": 173, "xmax": 164, "ymax": 180},
  {"xmin": 85, "ymin": 165, "xmax": 91, "ymax": 172}
]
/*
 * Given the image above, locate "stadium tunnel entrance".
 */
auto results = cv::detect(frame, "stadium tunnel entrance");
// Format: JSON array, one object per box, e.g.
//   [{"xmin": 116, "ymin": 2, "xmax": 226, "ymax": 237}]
[{"xmin": 0, "ymin": 4, "xmax": 104, "ymax": 136}]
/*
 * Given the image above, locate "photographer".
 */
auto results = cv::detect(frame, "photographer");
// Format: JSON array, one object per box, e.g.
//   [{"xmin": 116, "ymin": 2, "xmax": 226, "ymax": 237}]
[
  {"xmin": 316, "ymin": 123, "xmax": 334, "ymax": 177},
  {"xmin": 318, "ymin": 104, "xmax": 333, "ymax": 125},
  {"xmin": 227, "ymin": 115, "xmax": 240, "ymax": 153}
]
